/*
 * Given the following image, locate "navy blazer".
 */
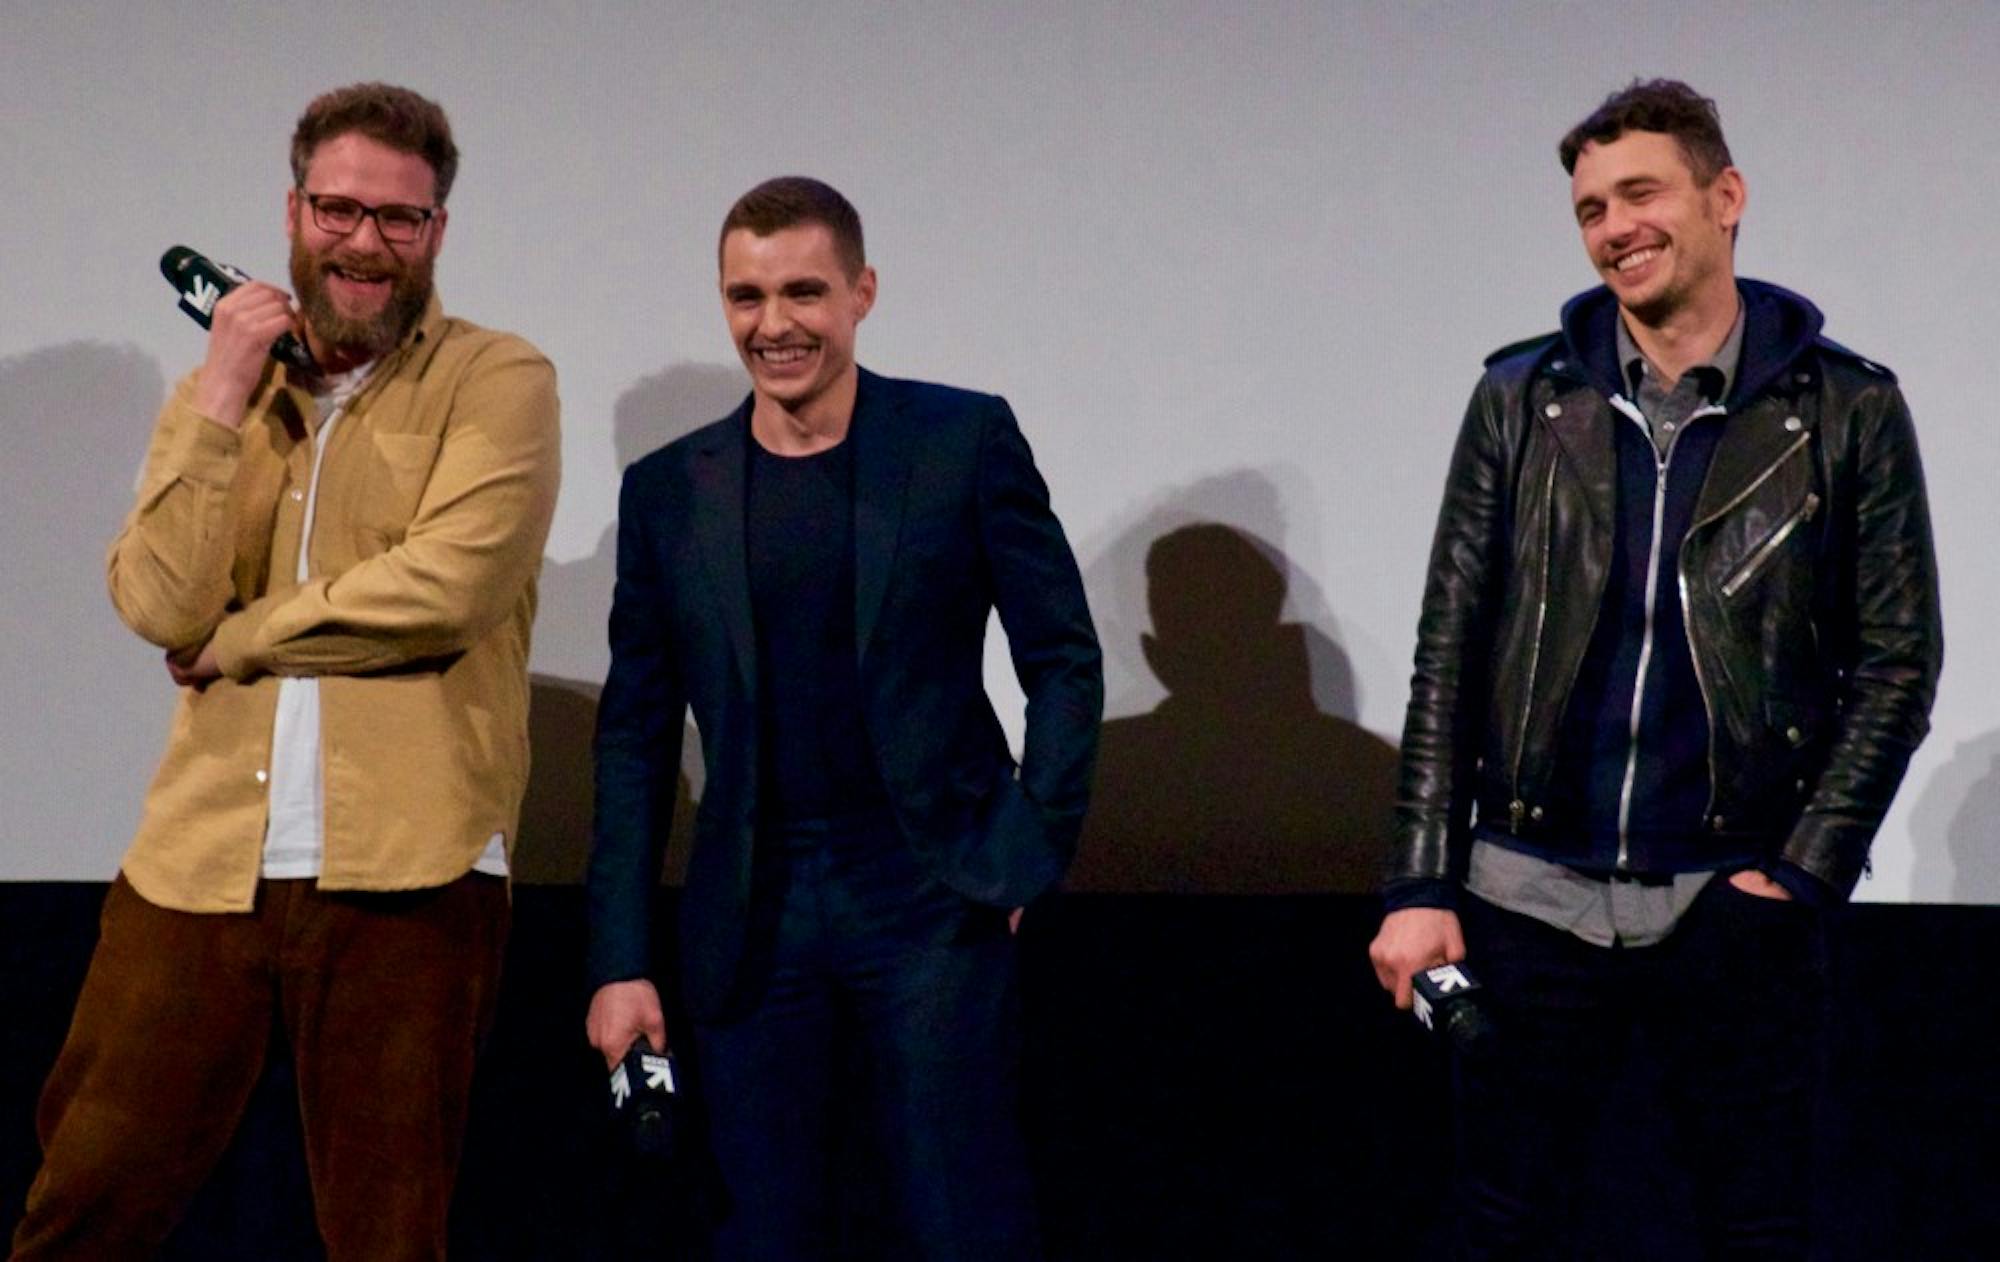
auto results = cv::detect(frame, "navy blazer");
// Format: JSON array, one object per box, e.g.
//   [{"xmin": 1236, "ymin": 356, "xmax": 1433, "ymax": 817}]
[{"xmin": 586, "ymin": 369, "xmax": 1103, "ymax": 1019}]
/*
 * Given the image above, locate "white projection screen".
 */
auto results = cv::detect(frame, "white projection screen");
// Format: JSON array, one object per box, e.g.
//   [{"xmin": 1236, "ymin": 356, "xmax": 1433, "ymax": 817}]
[{"xmin": 3, "ymin": 3, "xmax": 1994, "ymax": 902}]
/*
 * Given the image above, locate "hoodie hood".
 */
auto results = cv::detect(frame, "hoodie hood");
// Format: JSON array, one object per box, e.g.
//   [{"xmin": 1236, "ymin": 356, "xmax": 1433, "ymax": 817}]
[{"xmin": 1557, "ymin": 277, "xmax": 1825, "ymax": 408}]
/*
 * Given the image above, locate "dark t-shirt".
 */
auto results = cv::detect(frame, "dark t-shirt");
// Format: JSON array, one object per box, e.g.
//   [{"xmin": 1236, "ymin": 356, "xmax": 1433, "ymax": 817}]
[{"xmin": 745, "ymin": 436, "xmax": 889, "ymax": 823}]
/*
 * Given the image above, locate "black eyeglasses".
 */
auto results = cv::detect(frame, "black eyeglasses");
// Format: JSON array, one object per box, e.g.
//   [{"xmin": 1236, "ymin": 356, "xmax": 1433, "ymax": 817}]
[{"xmin": 301, "ymin": 192, "xmax": 437, "ymax": 244}]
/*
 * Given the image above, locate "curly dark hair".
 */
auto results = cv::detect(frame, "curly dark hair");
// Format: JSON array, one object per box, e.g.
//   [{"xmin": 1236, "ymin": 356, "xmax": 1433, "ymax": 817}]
[
  {"xmin": 718, "ymin": 177, "xmax": 866, "ymax": 279},
  {"xmin": 1559, "ymin": 79, "xmax": 1733, "ymax": 184},
  {"xmin": 290, "ymin": 83, "xmax": 458, "ymax": 203}
]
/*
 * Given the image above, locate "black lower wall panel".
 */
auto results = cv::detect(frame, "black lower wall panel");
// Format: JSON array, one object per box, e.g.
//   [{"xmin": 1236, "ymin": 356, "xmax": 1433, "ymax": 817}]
[{"xmin": 2, "ymin": 885, "xmax": 1995, "ymax": 1260}]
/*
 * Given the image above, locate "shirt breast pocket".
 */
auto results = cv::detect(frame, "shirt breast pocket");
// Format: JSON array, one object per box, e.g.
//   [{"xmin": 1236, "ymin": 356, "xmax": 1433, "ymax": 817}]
[{"xmin": 356, "ymin": 431, "xmax": 442, "ymax": 547}]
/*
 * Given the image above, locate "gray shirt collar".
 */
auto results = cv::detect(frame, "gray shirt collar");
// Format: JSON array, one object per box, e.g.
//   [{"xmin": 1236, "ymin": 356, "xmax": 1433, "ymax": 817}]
[{"xmin": 1616, "ymin": 298, "xmax": 1745, "ymax": 405}]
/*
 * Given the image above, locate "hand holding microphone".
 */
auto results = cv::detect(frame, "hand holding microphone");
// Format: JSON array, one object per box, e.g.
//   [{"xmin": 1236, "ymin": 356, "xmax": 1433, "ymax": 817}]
[
  {"xmin": 1410, "ymin": 961, "xmax": 1493, "ymax": 1054},
  {"xmin": 159, "ymin": 247, "xmax": 316, "ymax": 428},
  {"xmin": 1369, "ymin": 905, "xmax": 1493, "ymax": 1050},
  {"xmin": 609, "ymin": 1039, "xmax": 680, "ymax": 1160}
]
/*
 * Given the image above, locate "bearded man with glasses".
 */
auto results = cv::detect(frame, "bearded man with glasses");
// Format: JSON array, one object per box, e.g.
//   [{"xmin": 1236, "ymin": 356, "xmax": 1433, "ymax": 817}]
[{"xmin": 9, "ymin": 82, "xmax": 559, "ymax": 1262}]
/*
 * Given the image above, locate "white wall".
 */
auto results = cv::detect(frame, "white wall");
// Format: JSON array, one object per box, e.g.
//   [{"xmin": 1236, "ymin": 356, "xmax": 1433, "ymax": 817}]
[{"xmin": 3, "ymin": 2, "xmax": 1994, "ymax": 900}]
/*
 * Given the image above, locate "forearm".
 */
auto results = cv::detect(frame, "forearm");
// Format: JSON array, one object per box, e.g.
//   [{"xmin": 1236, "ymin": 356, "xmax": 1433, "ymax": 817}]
[
  {"xmin": 585, "ymin": 472, "xmax": 685, "ymax": 986},
  {"xmin": 977, "ymin": 398, "xmax": 1104, "ymax": 819},
  {"xmin": 1781, "ymin": 386, "xmax": 1941, "ymax": 896},
  {"xmin": 585, "ymin": 749, "xmax": 674, "ymax": 987},
  {"xmin": 587, "ymin": 673, "xmax": 685, "ymax": 986},
  {"xmin": 209, "ymin": 358, "xmax": 559, "ymax": 679},
  {"xmin": 105, "ymin": 387, "xmax": 248, "ymax": 650},
  {"xmin": 1389, "ymin": 383, "xmax": 1508, "ymax": 883},
  {"xmin": 207, "ymin": 514, "xmax": 550, "ymax": 676}
]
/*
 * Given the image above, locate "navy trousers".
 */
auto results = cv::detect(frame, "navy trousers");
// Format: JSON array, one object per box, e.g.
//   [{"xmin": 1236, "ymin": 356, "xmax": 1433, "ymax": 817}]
[
  {"xmin": 693, "ymin": 814, "xmax": 1038, "ymax": 1261},
  {"xmin": 1453, "ymin": 879, "xmax": 1829, "ymax": 1260}
]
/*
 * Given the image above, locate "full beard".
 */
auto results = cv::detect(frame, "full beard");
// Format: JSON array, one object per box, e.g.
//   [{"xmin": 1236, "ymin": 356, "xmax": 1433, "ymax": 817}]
[{"xmin": 290, "ymin": 238, "xmax": 433, "ymax": 365}]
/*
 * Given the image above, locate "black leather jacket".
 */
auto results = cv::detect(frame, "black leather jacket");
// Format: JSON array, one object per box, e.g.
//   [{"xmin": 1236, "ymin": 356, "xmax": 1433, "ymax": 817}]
[{"xmin": 1388, "ymin": 280, "xmax": 1941, "ymax": 900}]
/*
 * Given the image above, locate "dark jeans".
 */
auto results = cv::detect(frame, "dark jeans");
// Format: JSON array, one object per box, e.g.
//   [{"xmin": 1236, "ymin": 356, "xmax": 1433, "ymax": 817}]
[
  {"xmin": 10, "ymin": 873, "xmax": 507, "ymax": 1262},
  {"xmin": 1454, "ymin": 879, "xmax": 1828, "ymax": 1261},
  {"xmin": 694, "ymin": 814, "xmax": 1037, "ymax": 1261}
]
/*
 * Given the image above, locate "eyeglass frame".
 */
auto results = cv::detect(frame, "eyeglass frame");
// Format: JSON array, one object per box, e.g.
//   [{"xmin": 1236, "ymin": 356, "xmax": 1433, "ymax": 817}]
[{"xmin": 298, "ymin": 190, "xmax": 440, "ymax": 244}]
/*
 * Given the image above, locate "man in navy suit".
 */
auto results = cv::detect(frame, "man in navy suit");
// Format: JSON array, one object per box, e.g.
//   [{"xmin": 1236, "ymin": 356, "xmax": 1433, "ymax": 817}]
[{"xmin": 585, "ymin": 176, "xmax": 1102, "ymax": 1260}]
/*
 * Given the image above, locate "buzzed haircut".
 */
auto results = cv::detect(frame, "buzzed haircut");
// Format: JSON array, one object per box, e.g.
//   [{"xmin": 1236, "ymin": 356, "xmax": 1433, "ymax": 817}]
[
  {"xmin": 1559, "ymin": 78, "xmax": 1734, "ymax": 185},
  {"xmin": 291, "ymin": 83, "xmax": 459, "ymax": 203},
  {"xmin": 719, "ymin": 177, "xmax": 866, "ymax": 279}
]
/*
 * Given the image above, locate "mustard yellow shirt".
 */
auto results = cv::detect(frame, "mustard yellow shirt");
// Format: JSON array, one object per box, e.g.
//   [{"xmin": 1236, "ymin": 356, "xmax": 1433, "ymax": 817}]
[{"xmin": 108, "ymin": 295, "xmax": 561, "ymax": 912}]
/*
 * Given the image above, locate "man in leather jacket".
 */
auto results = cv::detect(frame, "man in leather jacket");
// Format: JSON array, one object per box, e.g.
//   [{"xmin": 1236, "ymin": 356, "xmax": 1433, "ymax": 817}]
[{"xmin": 1368, "ymin": 79, "xmax": 1941, "ymax": 1257}]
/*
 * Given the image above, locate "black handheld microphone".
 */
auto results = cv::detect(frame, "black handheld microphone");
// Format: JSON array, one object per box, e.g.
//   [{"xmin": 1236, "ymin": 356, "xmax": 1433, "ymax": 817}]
[
  {"xmin": 608, "ymin": 1040, "xmax": 679, "ymax": 1159},
  {"xmin": 1411, "ymin": 962, "xmax": 1493, "ymax": 1054},
  {"xmin": 159, "ymin": 246, "xmax": 317, "ymax": 374}
]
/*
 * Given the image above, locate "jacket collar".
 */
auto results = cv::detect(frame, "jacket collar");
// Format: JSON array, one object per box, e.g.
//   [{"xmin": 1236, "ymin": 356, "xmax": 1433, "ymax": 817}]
[
  {"xmin": 1556, "ymin": 277, "xmax": 1823, "ymax": 408},
  {"xmin": 1547, "ymin": 279, "xmax": 1830, "ymax": 532}
]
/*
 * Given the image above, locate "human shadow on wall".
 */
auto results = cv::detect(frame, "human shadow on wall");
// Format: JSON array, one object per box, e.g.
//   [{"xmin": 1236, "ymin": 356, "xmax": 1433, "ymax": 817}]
[
  {"xmin": 1907, "ymin": 726, "xmax": 2000, "ymax": 904},
  {"xmin": 1065, "ymin": 521, "xmax": 1397, "ymax": 894},
  {"xmin": 514, "ymin": 362, "xmax": 746, "ymax": 886}
]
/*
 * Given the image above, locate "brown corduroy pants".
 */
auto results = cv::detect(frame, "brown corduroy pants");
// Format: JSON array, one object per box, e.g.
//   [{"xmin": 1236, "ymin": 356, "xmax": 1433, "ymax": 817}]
[{"xmin": 9, "ymin": 872, "xmax": 507, "ymax": 1262}]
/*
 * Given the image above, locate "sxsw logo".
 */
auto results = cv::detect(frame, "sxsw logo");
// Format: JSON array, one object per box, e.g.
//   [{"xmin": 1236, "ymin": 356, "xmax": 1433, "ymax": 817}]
[
  {"xmin": 182, "ymin": 274, "xmax": 222, "ymax": 318},
  {"xmin": 1423, "ymin": 964, "xmax": 1472, "ymax": 993}
]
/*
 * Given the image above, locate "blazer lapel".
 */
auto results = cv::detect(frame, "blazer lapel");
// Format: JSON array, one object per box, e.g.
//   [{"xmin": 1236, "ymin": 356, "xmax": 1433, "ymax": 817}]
[
  {"xmin": 851, "ymin": 369, "xmax": 913, "ymax": 662},
  {"xmin": 691, "ymin": 403, "xmax": 759, "ymax": 696}
]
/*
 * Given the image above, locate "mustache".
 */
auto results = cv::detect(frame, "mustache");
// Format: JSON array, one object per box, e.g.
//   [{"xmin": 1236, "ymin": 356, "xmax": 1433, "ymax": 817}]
[{"xmin": 321, "ymin": 254, "xmax": 400, "ymax": 281}]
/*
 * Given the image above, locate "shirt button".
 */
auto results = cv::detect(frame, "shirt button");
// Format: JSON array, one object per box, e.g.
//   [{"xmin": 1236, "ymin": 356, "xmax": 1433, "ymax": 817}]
[
  {"xmin": 1795, "ymin": 372, "xmax": 1812, "ymax": 385},
  {"xmin": 1550, "ymin": 359, "xmax": 1567, "ymax": 372},
  {"xmin": 1710, "ymin": 815, "xmax": 1727, "ymax": 830},
  {"xmin": 1529, "ymin": 805, "xmax": 1545, "ymax": 822},
  {"xmin": 254, "ymin": 768, "xmax": 269, "ymax": 784},
  {"xmin": 1544, "ymin": 403, "xmax": 1562, "ymax": 418},
  {"xmin": 290, "ymin": 488, "xmax": 305, "ymax": 502},
  {"xmin": 1784, "ymin": 416, "xmax": 1803, "ymax": 432},
  {"xmin": 1785, "ymin": 725, "xmax": 1803, "ymax": 744},
  {"xmin": 1662, "ymin": 420, "xmax": 1677, "ymax": 433}
]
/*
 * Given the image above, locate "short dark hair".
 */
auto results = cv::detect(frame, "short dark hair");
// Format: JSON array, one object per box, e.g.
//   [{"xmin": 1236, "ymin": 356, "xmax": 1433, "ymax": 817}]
[
  {"xmin": 718, "ymin": 177, "xmax": 866, "ymax": 278},
  {"xmin": 1559, "ymin": 78, "xmax": 1733, "ymax": 184},
  {"xmin": 291, "ymin": 83, "xmax": 458, "ymax": 203}
]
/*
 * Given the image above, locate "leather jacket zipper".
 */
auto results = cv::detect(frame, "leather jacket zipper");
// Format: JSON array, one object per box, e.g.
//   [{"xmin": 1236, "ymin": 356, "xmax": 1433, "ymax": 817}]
[
  {"xmin": 1719, "ymin": 491, "xmax": 1821, "ymax": 598},
  {"xmin": 1688, "ymin": 430, "xmax": 1813, "ymax": 533},
  {"xmin": 1606, "ymin": 396, "xmax": 1724, "ymax": 869},
  {"xmin": 1679, "ymin": 427, "xmax": 1812, "ymax": 830},
  {"xmin": 1510, "ymin": 454, "xmax": 1559, "ymax": 827}
]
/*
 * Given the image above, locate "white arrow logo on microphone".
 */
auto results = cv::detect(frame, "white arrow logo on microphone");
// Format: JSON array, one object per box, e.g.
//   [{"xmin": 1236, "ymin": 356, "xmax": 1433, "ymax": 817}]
[
  {"xmin": 609, "ymin": 1063, "xmax": 631, "ymax": 1109},
  {"xmin": 1425, "ymin": 964, "xmax": 1472, "ymax": 993},
  {"xmin": 641, "ymin": 1053, "xmax": 675, "ymax": 1093},
  {"xmin": 185, "ymin": 275, "xmax": 222, "ymax": 317}
]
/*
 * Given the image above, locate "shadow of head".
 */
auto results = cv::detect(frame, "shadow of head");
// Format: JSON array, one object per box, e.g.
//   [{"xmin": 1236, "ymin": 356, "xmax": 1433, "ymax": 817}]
[
  {"xmin": 1139, "ymin": 522, "xmax": 1312, "ymax": 709},
  {"xmin": 614, "ymin": 362, "xmax": 747, "ymax": 468},
  {"xmin": 1071, "ymin": 521, "xmax": 1396, "ymax": 894}
]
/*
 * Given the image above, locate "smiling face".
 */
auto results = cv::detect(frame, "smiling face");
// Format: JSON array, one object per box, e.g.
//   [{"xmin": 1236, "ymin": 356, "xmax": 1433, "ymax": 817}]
[
  {"xmin": 1570, "ymin": 129, "xmax": 1743, "ymax": 326},
  {"xmin": 720, "ymin": 223, "xmax": 876, "ymax": 430},
  {"xmin": 286, "ymin": 131, "xmax": 446, "ymax": 371}
]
